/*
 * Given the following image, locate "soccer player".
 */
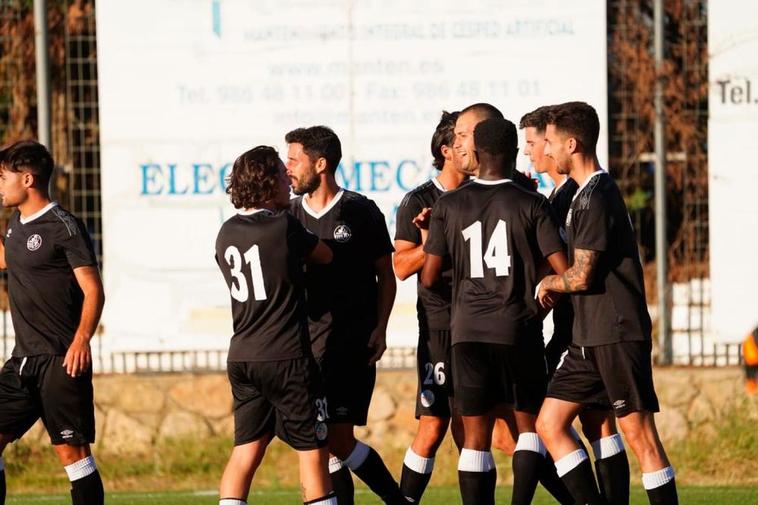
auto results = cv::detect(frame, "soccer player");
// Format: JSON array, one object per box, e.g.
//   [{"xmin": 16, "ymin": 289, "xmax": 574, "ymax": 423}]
[
  {"xmin": 422, "ymin": 117, "xmax": 568, "ymax": 505},
  {"xmin": 286, "ymin": 126, "xmax": 403, "ymax": 505},
  {"xmin": 393, "ymin": 111, "xmax": 466, "ymax": 503},
  {"xmin": 537, "ymin": 101, "xmax": 678, "ymax": 505},
  {"xmin": 215, "ymin": 146, "xmax": 335, "ymax": 505},
  {"xmin": 0, "ymin": 141, "xmax": 105, "ymax": 505},
  {"xmin": 521, "ymin": 106, "xmax": 631, "ymax": 504},
  {"xmin": 452, "ymin": 103, "xmax": 573, "ymax": 504}
]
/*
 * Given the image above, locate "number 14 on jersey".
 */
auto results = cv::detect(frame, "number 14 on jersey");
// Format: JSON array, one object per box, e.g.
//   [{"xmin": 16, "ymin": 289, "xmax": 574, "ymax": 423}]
[{"xmin": 462, "ymin": 219, "xmax": 511, "ymax": 278}]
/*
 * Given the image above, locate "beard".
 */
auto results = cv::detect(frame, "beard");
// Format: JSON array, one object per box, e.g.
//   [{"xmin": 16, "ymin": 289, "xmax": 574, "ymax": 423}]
[{"xmin": 291, "ymin": 170, "xmax": 321, "ymax": 195}]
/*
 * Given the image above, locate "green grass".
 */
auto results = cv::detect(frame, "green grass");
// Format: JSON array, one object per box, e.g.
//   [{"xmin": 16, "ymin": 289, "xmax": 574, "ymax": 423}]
[{"xmin": 6, "ymin": 486, "xmax": 758, "ymax": 504}]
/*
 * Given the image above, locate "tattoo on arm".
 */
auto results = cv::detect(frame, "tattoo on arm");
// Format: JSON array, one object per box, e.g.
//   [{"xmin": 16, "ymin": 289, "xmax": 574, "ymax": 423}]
[{"xmin": 545, "ymin": 248, "xmax": 599, "ymax": 293}]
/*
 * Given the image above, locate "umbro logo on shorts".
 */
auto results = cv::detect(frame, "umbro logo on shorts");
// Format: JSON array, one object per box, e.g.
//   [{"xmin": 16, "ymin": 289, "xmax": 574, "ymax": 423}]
[
  {"xmin": 612, "ymin": 399, "xmax": 626, "ymax": 410},
  {"xmin": 60, "ymin": 429, "xmax": 74, "ymax": 439}
]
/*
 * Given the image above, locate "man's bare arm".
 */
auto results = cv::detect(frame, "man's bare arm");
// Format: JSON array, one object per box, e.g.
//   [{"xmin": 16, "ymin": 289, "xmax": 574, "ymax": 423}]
[
  {"xmin": 63, "ymin": 266, "xmax": 105, "ymax": 376},
  {"xmin": 420, "ymin": 253, "xmax": 443, "ymax": 289},
  {"xmin": 393, "ymin": 239, "xmax": 424, "ymax": 280},
  {"xmin": 367, "ymin": 254, "xmax": 397, "ymax": 366},
  {"xmin": 0, "ymin": 240, "xmax": 5, "ymax": 270},
  {"xmin": 542, "ymin": 248, "xmax": 599, "ymax": 293}
]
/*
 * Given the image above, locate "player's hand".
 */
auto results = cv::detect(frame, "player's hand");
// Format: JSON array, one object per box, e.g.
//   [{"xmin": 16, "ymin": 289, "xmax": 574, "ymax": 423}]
[
  {"xmin": 367, "ymin": 327, "xmax": 387, "ymax": 366},
  {"xmin": 63, "ymin": 334, "xmax": 92, "ymax": 377},
  {"xmin": 412, "ymin": 208, "xmax": 433, "ymax": 230},
  {"xmin": 537, "ymin": 281, "xmax": 558, "ymax": 309}
]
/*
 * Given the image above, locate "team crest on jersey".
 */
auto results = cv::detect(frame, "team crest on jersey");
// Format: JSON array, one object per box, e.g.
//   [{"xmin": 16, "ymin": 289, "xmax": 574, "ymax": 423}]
[
  {"xmin": 333, "ymin": 224, "xmax": 352, "ymax": 243},
  {"xmin": 565, "ymin": 209, "xmax": 573, "ymax": 228},
  {"xmin": 420, "ymin": 389, "xmax": 435, "ymax": 408},
  {"xmin": 315, "ymin": 421, "xmax": 328, "ymax": 441},
  {"xmin": 26, "ymin": 234, "xmax": 42, "ymax": 251}
]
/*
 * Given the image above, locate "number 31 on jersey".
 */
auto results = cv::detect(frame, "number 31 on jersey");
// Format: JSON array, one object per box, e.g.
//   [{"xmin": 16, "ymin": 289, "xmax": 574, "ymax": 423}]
[{"xmin": 224, "ymin": 245, "xmax": 267, "ymax": 302}]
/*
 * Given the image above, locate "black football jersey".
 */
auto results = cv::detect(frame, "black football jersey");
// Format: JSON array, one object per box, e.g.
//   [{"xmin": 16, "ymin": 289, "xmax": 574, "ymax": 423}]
[
  {"xmin": 424, "ymin": 179, "xmax": 563, "ymax": 346},
  {"xmin": 290, "ymin": 190, "xmax": 394, "ymax": 358},
  {"xmin": 395, "ymin": 178, "xmax": 453, "ymax": 332},
  {"xmin": 565, "ymin": 171, "xmax": 652, "ymax": 346},
  {"xmin": 3, "ymin": 203, "xmax": 98, "ymax": 357},
  {"xmin": 548, "ymin": 177, "xmax": 579, "ymax": 342},
  {"xmin": 215, "ymin": 209, "xmax": 318, "ymax": 361}
]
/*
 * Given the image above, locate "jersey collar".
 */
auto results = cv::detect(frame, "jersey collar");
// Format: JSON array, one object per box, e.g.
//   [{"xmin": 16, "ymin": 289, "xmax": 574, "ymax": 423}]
[
  {"xmin": 571, "ymin": 170, "xmax": 605, "ymax": 202},
  {"xmin": 302, "ymin": 189, "xmax": 344, "ymax": 219},
  {"xmin": 432, "ymin": 177, "xmax": 447, "ymax": 192},
  {"xmin": 472, "ymin": 178, "xmax": 511, "ymax": 186},
  {"xmin": 19, "ymin": 201, "xmax": 58, "ymax": 225},
  {"xmin": 238, "ymin": 208, "xmax": 273, "ymax": 216}
]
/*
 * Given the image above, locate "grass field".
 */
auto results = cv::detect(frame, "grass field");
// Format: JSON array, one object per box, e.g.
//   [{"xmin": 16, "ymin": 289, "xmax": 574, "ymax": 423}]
[{"xmin": 6, "ymin": 486, "xmax": 758, "ymax": 504}]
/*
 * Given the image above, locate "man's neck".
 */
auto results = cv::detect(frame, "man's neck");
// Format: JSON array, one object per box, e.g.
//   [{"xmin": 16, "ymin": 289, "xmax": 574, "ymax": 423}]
[
  {"xmin": 546, "ymin": 167, "xmax": 567, "ymax": 188},
  {"xmin": 18, "ymin": 193, "xmax": 52, "ymax": 219},
  {"xmin": 306, "ymin": 176, "xmax": 340, "ymax": 212},
  {"xmin": 437, "ymin": 164, "xmax": 467, "ymax": 190},
  {"xmin": 569, "ymin": 153, "xmax": 602, "ymax": 186},
  {"xmin": 244, "ymin": 201, "xmax": 277, "ymax": 213},
  {"xmin": 477, "ymin": 162, "xmax": 509, "ymax": 181}
]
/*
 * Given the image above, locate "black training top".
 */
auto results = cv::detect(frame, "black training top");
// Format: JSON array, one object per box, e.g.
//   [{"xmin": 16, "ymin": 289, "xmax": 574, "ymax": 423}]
[
  {"xmin": 425, "ymin": 179, "xmax": 563, "ymax": 346},
  {"xmin": 215, "ymin": 209, "xmax": 318, "ymax": 362},
  {"xmin": 565, "ymin": 171, "xmax": 652, "ymax": 346},
  {"xmin": 395, "ymin": 178, "xmax": 453, "ymax": 332},
  {"xmin": 4, "ymin": 203, "xmax": 97, "ymax": 357},
  {"xmin": 290, "ymin": 190, "xmax": 394, "ymax": 358}
]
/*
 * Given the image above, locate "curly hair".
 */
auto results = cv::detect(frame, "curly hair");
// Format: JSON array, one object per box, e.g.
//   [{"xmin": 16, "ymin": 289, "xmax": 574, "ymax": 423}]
[
  {"xmin": 431, "ymin": 110, "xmax": 459, "ymax": 170},
  {"xmin": 474, "ymin": 117, "xmax": 517, "ymax": 157},
  {"xmin": 284, "ymin": 126, "xmax": 342, "ymax": 174},
  {"xmin": 0, "ymin": 140, "xmax": 54, "ymax": 189},
  {"xmin": 226, "ymin": 146, "xmax": 282, "ymax": 209}
]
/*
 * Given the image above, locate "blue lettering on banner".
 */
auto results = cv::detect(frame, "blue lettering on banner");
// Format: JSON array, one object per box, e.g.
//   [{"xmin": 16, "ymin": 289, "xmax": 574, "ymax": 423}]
[{"xmin": 139, "ymin": 160, "xmax": 435, "ymax": 196}]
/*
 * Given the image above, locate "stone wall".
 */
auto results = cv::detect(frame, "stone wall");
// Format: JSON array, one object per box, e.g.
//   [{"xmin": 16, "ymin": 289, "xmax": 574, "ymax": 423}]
[{"xmin": 23, "ymin": 367, "xmax": 754, "ymax": 455}]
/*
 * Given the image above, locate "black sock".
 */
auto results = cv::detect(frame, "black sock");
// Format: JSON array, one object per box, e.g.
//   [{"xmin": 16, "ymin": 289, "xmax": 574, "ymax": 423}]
[
  {"xmin": 646, "ymin": 478, "xmax": 678, "ymax": 505},
  {"xmin": 458, "ymin": 470, "xmax": 496, "ymax": 505},
  {"xmin": 643, "ymin": 467, "xmax": 678, "ymax": 505},
  {"xmin": 346, "ymin": 442, "xmax": 404, "ymax": 504},
  {"xmin": 511, "ymin": 449, "xmax": 543, "ymax": 505},
  {"xmin": 1, "ymin": 467, "xmax": 6, "ymax": 505},
  {"xmin": 329, "ymin": 458, "xmax": 355, "ymax": 505},
  {"xmin": 400, "ymin": 448, "xmax": 434, "ymax": 503},
  {"xmin": 556, "ymin": 451, "xmax": 604, "ymax": 505},
  {"xmin": 595, "ymin": 452, "xmax": 630, "ymax": 504},
  {"xmin": 538, "ymin": 453, "xmax": 574, "ymax": 505},
  {"xmin": 70, "ymin": 470, "xmax": 104, "ymax": 505}
]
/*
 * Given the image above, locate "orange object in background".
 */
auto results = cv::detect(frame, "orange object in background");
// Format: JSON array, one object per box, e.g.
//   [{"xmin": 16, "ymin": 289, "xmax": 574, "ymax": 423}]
[{"xmin": 744, "ymin": 328, "xmax": 758, "ymax": 394}]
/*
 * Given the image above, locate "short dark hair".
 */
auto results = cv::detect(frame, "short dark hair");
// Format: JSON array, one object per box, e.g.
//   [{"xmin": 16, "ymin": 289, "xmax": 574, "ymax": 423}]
[
  {"xmin": 546, "ymin": 101, "xmax": 600, "ymax": 152},
  {"xmin": 460, "ymin": 102, "xmax": 504, "ymax": 121},
  {"xmin": 0, "ymin": 140, "xmax": 54, "ymax": 189},
  {"xmin": 284, "ymin": 126, "xmax": 342, "ymax": 174},
  {"xmin": 474, "ymin": 117, "xmax": 518, "ymax": 157},
  {"xmin": 431, "ymin": 110, "xmax": 459, "ymax": 170},
  {"xmin": 226, "ymin": 146, "xmax": 282, "ymax": 209},
  {"xmin": 519, "ymin": 105, "xmax": 553, "ymax": 133}
]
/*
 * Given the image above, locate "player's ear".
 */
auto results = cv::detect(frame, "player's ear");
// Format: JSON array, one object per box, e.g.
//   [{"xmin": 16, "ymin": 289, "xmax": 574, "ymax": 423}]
[
  {"xmin": 441, "ymin": 144, "xmax": 453, "ymax": 161},
  {"xmin": 566, "ymin": 137, "xmax": 578, "ymax": 155},
  {"xmin": 314, "ymin": 157, "xmax": 328, "ymax": 175},
  {"xmin": 22, "ymin": 171, "xmax": 34, "ymax": 189}
]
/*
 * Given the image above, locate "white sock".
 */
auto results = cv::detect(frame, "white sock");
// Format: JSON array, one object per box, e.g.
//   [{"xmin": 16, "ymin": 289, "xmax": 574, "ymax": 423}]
[
  {"xmin": 305, "ymin": 494, "xmax": 337, "ymax": 505},
  {"xmin": 554, "ymin": 449, "xmax": 588, "ymax": 477},
  {"xmin": 328, "ymin": 456, "xmax": 344, "ymax": 474},
  {"xmin": 642, "ymin": 466, "xmax": 675, "ymax": 490},
  {"xmin": 457, "ymin": 448, "xmax": 495, "ymax": 472},
  {"xmin": 591, "ymin": 434, "xmax": 625, "ymax": 460},
  {"xmin": 219, "ymin": 499, "xmax": 246, "ymax": 505},
  {"xmin": 344, "ymin": 441, "xmax": 371, "ymax": 471},
  {"xmin": 64, "ymin": 456, "xmax": 97, "ymax": 482},
  {"xmin": 403, "ymin": 447, "xmax": 435, "ymax": 474},
  {"xmin": 514, "ymin": 432, "xmax": 546, "ymax": 456}
]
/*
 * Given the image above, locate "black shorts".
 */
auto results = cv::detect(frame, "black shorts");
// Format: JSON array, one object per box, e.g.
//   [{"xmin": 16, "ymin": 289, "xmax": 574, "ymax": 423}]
[
  {"xmin": 0, "ymin": 355, "xmax": 95, "ymax": 445},
  {"xmin": 227, "ymin": 357, "xmax": 328, "ymax": 450},
  {"xmin": 546, "ymin": 341, "xmax": 660, "ymax": 417},
  {"xmin": 415, "ymin": 329, "xmax": 453, "ymax": 418},
  {"xmin": 452, "ymin": 340, "xmax": 547, "ymax": 416},
  {"xmin": 318, "ymin": 347, "xmax": 376, "ymax": 426}
]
